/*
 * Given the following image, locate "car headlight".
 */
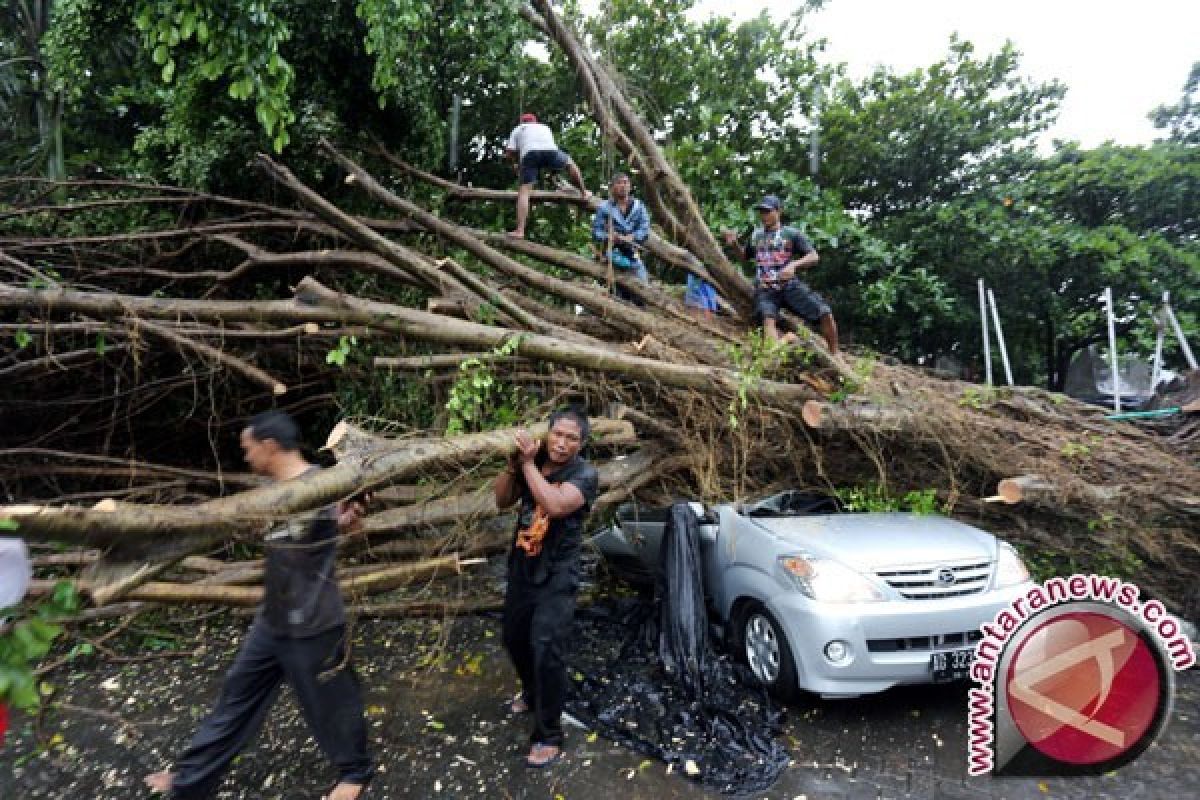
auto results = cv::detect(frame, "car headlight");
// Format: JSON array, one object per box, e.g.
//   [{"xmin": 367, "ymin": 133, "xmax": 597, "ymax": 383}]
[
  {"xmin": 992, "ymin": 542, "xmax": 1031, "ymax": 589},
  {"xmin": 778, "ymin": 555, "xmax": 885, "ymax": 603}
]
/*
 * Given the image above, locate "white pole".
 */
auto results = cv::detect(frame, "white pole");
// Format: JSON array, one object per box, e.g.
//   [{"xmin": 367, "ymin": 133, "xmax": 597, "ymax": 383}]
[
  {"xmin": 1151, "ymin": 309, "xmax": 1165, "ymax": 390},
  {"xmin": 1162, "ymin": 294, "xmax": 1198, "ymax": 370},
  {"xmin": 1104, "ymin": 287, "xmax": 1121, "ymax": 413},
  {"xmin": 986, "ymin": 289, "xmax": 1015, "ymax": 386},
  {"xmin": 978, "ymin": 279, "xmax": 992, "ymax": 386}
]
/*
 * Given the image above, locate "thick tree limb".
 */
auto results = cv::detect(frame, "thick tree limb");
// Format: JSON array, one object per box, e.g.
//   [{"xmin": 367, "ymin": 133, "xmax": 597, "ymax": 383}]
[
  {"xmin": 0, "ymin": 418, "xmax": 633, "ymax": 545},
  {"xmin": 253, "ymin": 156, "xmax": 478, "ymax": 301},
  {"xmin": 27, "ymin": 554, "xmax": 463, "ymax": 607},
  {"xmin": 296, "ymin": 277, "xmax": 816, "ymax": 406},
  {"xmin": 801, "ymin": 400, "xmax": 916, "ymax": 432},
  {"xmin": 372, "ymin": 352, "xmax": 525, "ymax": 371},
  {"xmin": 0, "ymin": 281, "xmax": 815, "ymax": 429}
]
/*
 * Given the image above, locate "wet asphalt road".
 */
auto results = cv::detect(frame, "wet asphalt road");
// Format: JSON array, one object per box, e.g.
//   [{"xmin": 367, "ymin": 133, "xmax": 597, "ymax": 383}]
[{"xmin": 2, "ymin": 612, "xmax": 1197, "ymax": 800}]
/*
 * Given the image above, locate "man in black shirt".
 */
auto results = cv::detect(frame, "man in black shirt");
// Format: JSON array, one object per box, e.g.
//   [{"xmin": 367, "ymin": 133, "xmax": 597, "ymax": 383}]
[
  {"xmin": 494, "ymin": 409, "xmax": 599, "ymax": 768},
  {"xmin": 145, "ymin": 411, "xmax": 373, "ymax": 800}
]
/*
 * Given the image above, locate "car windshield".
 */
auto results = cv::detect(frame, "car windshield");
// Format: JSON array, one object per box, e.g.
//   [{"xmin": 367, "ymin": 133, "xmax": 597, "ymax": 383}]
[{"xmin": 741, "ymin": 491, "xmax": 843, "ymax": 517}]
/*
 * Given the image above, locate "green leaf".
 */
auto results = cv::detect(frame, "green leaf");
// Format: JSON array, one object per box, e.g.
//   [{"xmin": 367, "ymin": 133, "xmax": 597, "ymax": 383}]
[{"xmin": 14, "ymin": 329, "xmax": 32, "ymax": 349}]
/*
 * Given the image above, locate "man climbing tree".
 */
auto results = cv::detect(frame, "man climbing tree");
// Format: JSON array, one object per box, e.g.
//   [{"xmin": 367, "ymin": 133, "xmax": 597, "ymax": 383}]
[{"xmin": 505, "ymin": 113, "xmax": 590, "ymax": 238}]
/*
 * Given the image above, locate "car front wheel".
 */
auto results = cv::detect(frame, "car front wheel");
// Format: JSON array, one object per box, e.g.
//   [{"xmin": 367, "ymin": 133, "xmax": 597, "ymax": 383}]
[{"xmin": 741, "ymin": 605, "xmax": 799, "ymax": 703}]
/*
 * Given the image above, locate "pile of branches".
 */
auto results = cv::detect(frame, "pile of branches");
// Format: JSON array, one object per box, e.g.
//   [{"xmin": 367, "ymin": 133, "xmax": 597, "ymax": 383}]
[{"xmin": 2, "ymin": 0, "xmax": 1197, "ymax": 619}]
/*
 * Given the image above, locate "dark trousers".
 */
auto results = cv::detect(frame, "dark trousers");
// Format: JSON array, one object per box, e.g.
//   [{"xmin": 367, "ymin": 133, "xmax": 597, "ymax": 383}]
[
  {"xmin": 502, "ymin": 566, "xmax": 579, "ymax": 747},
  {"xmin": 170, "ymin": 623, "xmax": 372, "ymax": 799}
]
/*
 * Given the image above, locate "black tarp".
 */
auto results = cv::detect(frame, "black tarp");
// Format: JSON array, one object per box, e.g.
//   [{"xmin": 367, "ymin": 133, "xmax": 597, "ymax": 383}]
[{"xmin": 567, "ymin": 503, "xmax": 790, "ymax": 794}]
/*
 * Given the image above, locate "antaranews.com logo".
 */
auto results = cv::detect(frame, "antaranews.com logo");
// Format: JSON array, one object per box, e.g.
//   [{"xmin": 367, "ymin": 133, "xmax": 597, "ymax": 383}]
[{"xmin": 967, "ymin": 574, "xmax": 1195, "ymax": 777}]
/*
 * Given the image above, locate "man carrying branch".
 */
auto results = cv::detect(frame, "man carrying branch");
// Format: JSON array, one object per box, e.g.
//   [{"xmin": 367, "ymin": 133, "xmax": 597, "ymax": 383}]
[
  {"xmin": 144, "ymin": 411, "xmax": 373, "ymax": 800},
  {"xmin": 494, "ymin": 409, "xmax": 598, "ymax": 768}
]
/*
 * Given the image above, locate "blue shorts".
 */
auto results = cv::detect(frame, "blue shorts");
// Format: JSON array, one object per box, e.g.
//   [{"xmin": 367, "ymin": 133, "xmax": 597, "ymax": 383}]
[
  {"xmin": 519, "ymin": 150, "xmax": 570, "ymax": 185},
  {"xmin": 754, "ymin": 280, "xmax": 830, "ymax": 324}
]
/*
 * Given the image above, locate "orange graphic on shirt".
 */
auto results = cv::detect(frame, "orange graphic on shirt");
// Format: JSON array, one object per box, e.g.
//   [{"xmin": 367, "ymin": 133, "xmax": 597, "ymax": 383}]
[{"xmin": 516, "ymin": 504, "xmax": 550, "ymax": 557}]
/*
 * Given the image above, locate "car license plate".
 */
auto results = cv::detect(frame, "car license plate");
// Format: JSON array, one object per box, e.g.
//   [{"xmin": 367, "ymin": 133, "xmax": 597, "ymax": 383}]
[{"xmin": 930, "ymin": 648, "xmax": 973, "ymax": 682}]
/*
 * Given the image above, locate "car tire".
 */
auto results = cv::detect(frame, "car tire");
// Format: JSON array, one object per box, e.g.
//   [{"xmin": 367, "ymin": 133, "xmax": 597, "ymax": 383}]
[{"xmin": 739, "ymin": 604, "xmax": 799, "ymax": 703}]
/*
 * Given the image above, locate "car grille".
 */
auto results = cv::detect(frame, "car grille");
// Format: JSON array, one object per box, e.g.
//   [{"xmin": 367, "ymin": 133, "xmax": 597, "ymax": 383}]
[
  {"xmin": 874, "ymin": 559, "xmax": 993, "ymax": 599},
  {"xmin": 867, "ymin": 629, "xmax": 984, "ymax": 653}
]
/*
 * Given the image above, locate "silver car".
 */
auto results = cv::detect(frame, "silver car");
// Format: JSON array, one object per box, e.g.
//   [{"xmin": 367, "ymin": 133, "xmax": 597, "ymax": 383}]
[{"xmin": 590, "ymin": 490, "xmax": 1035, "ymax": 700}]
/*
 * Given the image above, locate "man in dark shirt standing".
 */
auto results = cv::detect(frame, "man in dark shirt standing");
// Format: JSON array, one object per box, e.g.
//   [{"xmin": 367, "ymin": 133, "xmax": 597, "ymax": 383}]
[
  {"xmin": 145, "ymin": 411, "xmax": 373, "ymax": 800},
  {"xmin": 723, "ymin": 194, "xmax": 838, "ymax": 353},
  {"xmin": 494, "ymin": 409, "xmax": 599, "ymax": 768}
]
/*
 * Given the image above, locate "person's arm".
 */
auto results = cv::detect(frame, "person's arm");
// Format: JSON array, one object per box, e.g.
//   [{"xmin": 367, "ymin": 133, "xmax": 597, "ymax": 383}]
[
  {"xmin": 505, "ymin": 128, "xmax": 520, "ymax": 169},
  {"xmin": 494, "ymin": 453, "xmax": 523, "ymax": 509},
  {"xmin": 336, "ymin": 495, "xmax": 371, "ymax": 536},
  {"xmin": 780, "ymin": 233, "xmax": 819, "ymax": 280},
  {"xmin": 720, "ymin": 231, "xmax": 748, "ymax": 262},
  {"xmin": 509, "ymin": 430, "xmax": 585, "ymax": 519},
  {"xmin": 520, "ymin": 461, "xmax": 585, "ymax": 519},
  {"xmin": 630, "ymin": 201, "xmax": 650, "ymax": 245},
  {"xmin": 591, "ymin": 204, "xmax": 610, "ymax": 244}
]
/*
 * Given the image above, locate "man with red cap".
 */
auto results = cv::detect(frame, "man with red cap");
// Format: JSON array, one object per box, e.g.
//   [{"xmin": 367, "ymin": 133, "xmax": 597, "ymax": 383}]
[{"xmin": 504, "ymin": 113, "xmax": 590, "ymax": 238}]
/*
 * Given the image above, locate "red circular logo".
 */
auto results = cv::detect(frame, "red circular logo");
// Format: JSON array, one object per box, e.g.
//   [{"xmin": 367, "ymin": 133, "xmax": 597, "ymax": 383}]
[{"xmin": 1005, "ymin": 611, "xmax": 1161, "ymax": 766}]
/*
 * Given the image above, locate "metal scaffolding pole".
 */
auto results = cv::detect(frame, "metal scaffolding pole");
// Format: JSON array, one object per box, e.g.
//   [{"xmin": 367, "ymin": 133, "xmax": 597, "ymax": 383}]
[
  {"xmin": 978, "ymin": 279, "xmax": 992, "ymax": 386},
  {"xmin": 1104, "ymin": 287, "xmax": 1121, "ymax": 413},
  {"xmin": 986, "ymin": 288, "xmax": 1014, "ymax": 386},
  {"xmin": 1161, "ymin": 291, "xmax": 1198, "ymax": 371}
]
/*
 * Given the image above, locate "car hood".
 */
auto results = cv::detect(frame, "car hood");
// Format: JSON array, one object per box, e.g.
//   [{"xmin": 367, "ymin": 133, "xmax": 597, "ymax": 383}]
[{"xmin": 749, "ymin": 513, "xmax": 997, "ymax": 571}]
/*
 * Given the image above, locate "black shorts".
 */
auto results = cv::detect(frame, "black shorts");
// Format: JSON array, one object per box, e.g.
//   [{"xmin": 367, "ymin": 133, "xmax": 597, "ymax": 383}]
[
  {"xmin": 754, "ymin": 280, "xmax": 831, "ymax": 324},
  {"xmin": 519, "ymin": 150, "xmax": 570, "ymax": 185}
]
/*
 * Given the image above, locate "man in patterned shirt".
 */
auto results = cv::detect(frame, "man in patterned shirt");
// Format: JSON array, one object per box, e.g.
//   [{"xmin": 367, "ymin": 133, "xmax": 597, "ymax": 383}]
[{"xmin": 723, "ymin": 195, "xmax": 838, "ymax": 353}]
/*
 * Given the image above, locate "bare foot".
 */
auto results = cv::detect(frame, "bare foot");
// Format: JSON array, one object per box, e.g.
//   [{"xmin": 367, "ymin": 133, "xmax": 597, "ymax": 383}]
[
  {"xmin": 144, "ymin": 771, "xmax": 174, "ymax": 794},
  {"xmin": 325, "ymin": 782, "xmax": 367, "ymax": 800},
  {"xmin": 580, "ymin": 189, "xmax": 592, "ymax": 200},
  {"xmin": 525, "ymin": 742, "xmax": 563, "ymax": 768},
  {"xmin": 506, "ymin": 230, "xmax": 525, "ymax": 239}
]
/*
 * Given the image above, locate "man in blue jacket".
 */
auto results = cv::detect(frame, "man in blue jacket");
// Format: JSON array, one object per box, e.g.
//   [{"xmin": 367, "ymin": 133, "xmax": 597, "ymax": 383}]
[{"xmin": 591, "ymin": 172, "xmax": 650, "ymax": 304}]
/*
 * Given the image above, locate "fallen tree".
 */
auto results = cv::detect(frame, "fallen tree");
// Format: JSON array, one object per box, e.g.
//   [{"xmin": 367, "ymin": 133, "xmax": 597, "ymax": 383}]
[{"xmin": 1, "ymin": 1, "xmax": 1197, "ymax": 622}]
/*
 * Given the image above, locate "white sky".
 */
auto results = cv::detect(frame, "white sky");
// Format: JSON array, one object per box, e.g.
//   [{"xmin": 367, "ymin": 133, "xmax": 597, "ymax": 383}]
[{"xmin": 687, "ymin": 0, "xmax": 1199, "ymax": 148}]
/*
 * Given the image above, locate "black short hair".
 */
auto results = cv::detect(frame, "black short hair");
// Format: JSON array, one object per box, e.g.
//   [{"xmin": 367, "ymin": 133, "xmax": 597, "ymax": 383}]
[
  {"xmin": 548, "ymin": 407, "xmax": 590, "ymax": 442},
  {"xmin": 246, "ymin": 410, "xmax": 302, "ymax": 451}
]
